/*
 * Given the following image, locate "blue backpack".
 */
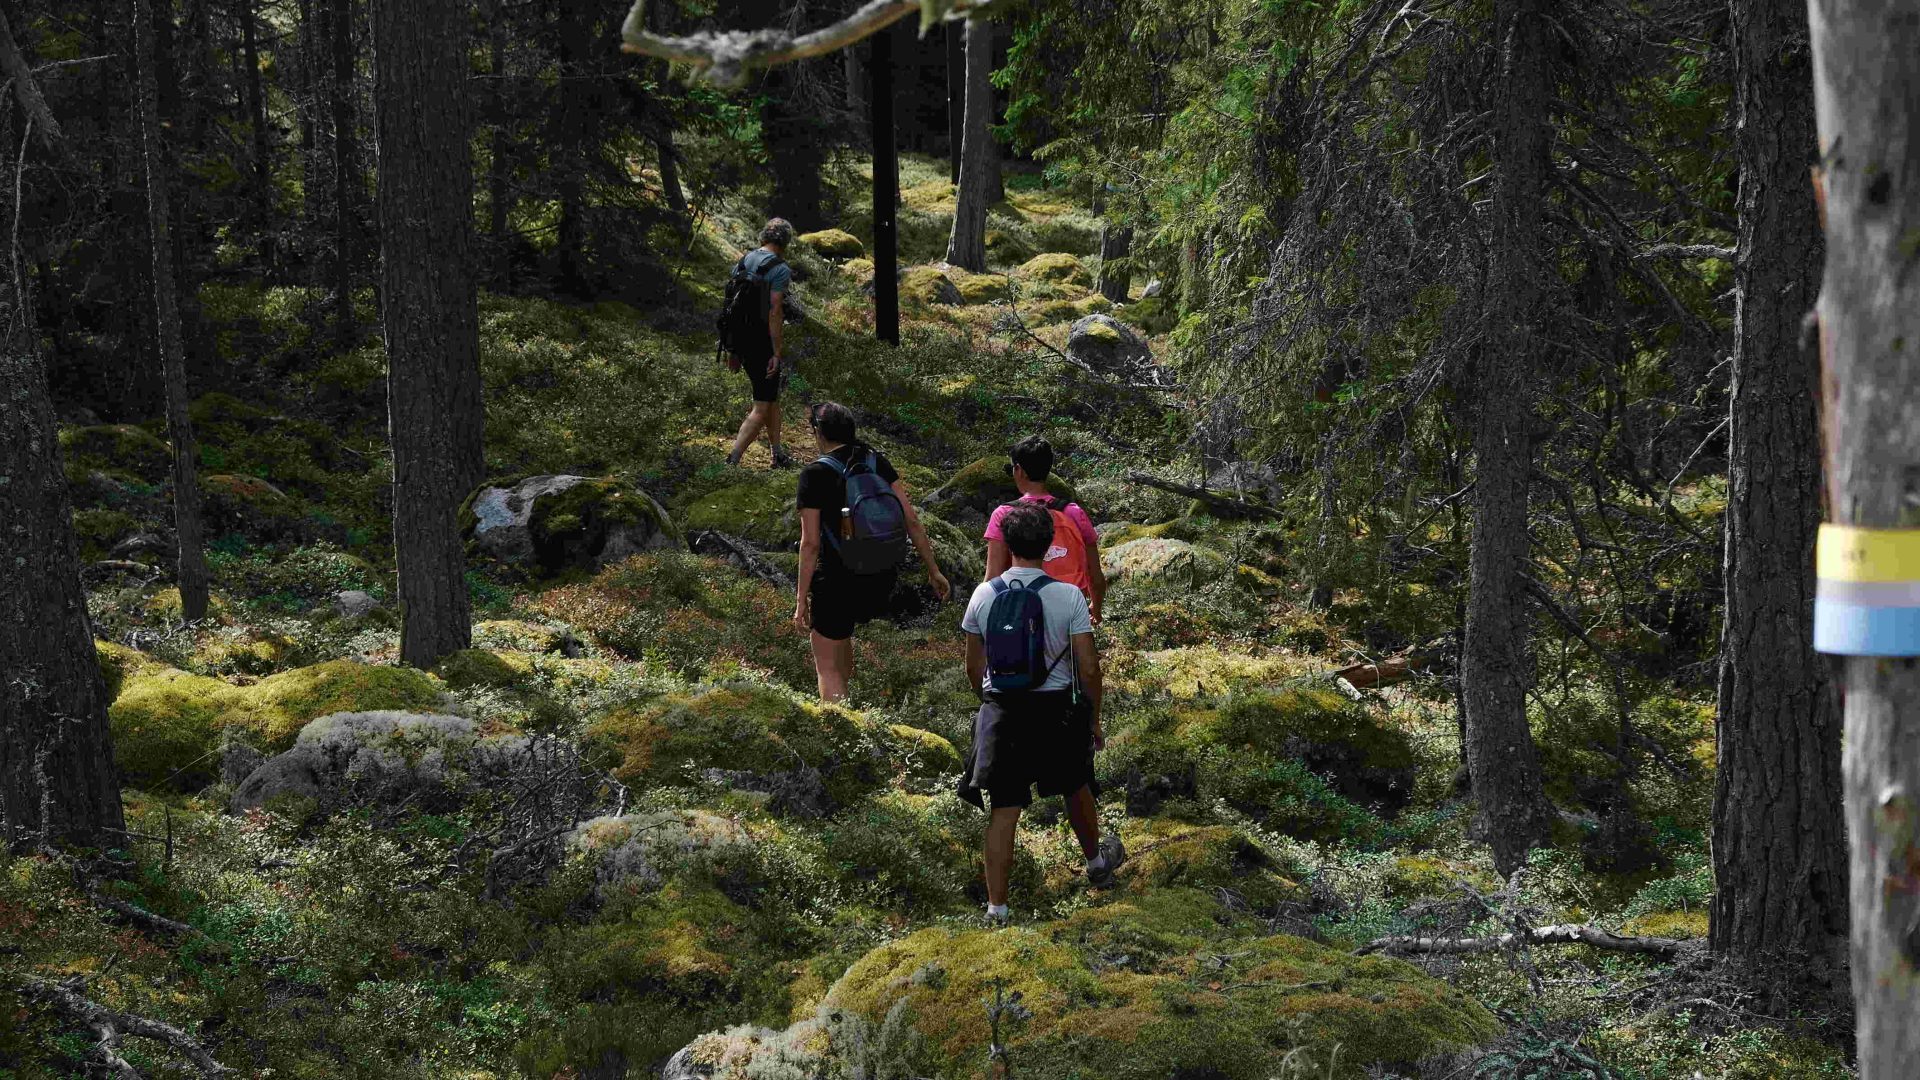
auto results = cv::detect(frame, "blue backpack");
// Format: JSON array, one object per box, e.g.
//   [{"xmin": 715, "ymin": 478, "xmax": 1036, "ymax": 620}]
[
  {"xmin": 818, "ymin": 450, "xmax": 909, "ymax": 575},
  {"xmin": 983, "ymin": 575, "xmax": 1067, "ymax": 692}
]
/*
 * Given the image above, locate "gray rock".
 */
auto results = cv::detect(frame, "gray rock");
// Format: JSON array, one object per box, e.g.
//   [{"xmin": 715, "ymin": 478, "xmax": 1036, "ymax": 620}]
[
  {"xmin": 221, "ymin": 739, "xmax": 265, "ymax": 788},
  {"xmin": 230, "ymin": 711, "xmax": 477, "ymax": 812},
  {"xmin": 467, "ymin": 475, "xmax": 679, "ymax": 573},
  {"xmin": 658, "ymin": 1046, "xmax": 708, "ymax": 1080},
  {"xmin": 1066, "ymin": 314, "xmax": 1162, "ymax": 383},
  {"xmin": 569, "ymin": 811, "xmax": 748, "ymax": 898},
  {"xmin": 334, "ymin": 589, "xmax": 380, "ymax": 619},
  {"xmin": 1094, "ymin": 521, "xmax": 1138, "ymax": 543},
  {"xmin": 1141, "ymin": 278, "xmax": 1165, "ymax": 298},
  {"xmin": 1101, "ymin": 537, "xmax": 1230, "ymax": 585}
]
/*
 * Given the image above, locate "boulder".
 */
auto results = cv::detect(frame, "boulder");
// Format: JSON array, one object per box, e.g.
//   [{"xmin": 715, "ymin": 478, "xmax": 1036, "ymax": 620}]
[
  {"xmin": 797, "ymin": 228, "xmax": 864, "ymax": 258},
  {"xmin": 201, "ymin": 473, "xmax": 303, "ymax": 539},
  {"xmin": 1141, "ymin": 278, "xmax": 1165, "ymax": 298},
  {"xmin": 334, "ymin": 589, "xmax": 380, "ymax": 619},
  {"xmin": 1101, "ymin": 538, "xmax": 1230, "ymax": 585},
  {"xmin": 898, "ymin": 266, "xmax": 964, "ymax": 307},
  {"xmin": 568, "ymin": 811, "xmax": 750, "ymax": 898},
  {"xmin": 680, "ymin": 473, "xmax": 798, "ymax": 548},
  {"xmin": 922, "ymin": 457, "xmax": 1079, "ymax": 533},
  {"xmin": 58, "ymin": 424, "xmax": 172, "ymax": 484},
  {"xmin": 1067, "ymin": 314, "xmax": 1155, "ymax": 378},
  {"xmin": 466, "ymin": 475, "xmax": 680, "ymax": 574}
]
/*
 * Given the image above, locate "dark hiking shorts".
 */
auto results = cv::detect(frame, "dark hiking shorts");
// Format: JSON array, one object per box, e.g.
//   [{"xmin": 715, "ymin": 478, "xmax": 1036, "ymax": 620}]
[
  {"xmin": 740, "ymin": 351, "xmax": 784, "ymax": 403},
  {"xmin": 809, "ymin": 568, "xmax": 898, "ymax": 641},
  {"xmin": 967, "ymin": 691, "xmax": 1096, "ymax": 809}
]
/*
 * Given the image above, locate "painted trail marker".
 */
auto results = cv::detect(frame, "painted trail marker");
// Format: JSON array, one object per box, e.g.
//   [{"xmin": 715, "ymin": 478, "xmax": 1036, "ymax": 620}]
[{"xmin": 1814, "ymin": 524, "xmax": 1920, "ymax": 657}]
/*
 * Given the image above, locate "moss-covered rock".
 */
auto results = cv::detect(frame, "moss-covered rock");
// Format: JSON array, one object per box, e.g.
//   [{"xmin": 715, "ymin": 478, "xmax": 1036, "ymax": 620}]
[
  {"xmin": 680, "ymin": 473, "xmax": 799, "ymax": 548},
  {"xmin": 467, "ymin": 475, "xmax": 681, "ymax": 575},
  {"xmin": 985, "ymin": 227, "xmax": 1038, "ymax": 265},
  {"xmin": 1098, "ymin": 517, "xmax": 1209, "ymax": 549},
  {"xmin": 948, "ymin": 268, "xmax": 1011, "ymax": 305},
  {"xmin": 1195, "ymin": 688, "xmax": 1417, "ymax": 815},
  {"xmin": 434, "ymin": 648, "xmax": 536, "ymax": 691},
  {"xmin": 1102, "ymin": 537, "xmax": 1230, "ymax": 585},
  {"xmin": 473, "ymin": 619, "xmax": 569, "ymax": 653},
  {"xmin": 59, "ymin": 424, "xmax": 171, "ymax": 484},
  {"xmin": 586, "ymin": 683, "xmax": 893, "ymax": 813},
  {"xmin": 817, "ymin": 891, "xmax": 1498, "ymax": 1078},
  {"xmin": 797, "ymin": 228, "xmax": 864, "ymax": 259},
  {"xmin": 924, "ymin": 457, "xmax": 1078, "ymax": 532},
  {"xmin": 898, "ymin": 266, "xmax": 964, "ymax": 308},
  {"xmin": 1121, "ymin": 294, "xmax": 1178, "ymax": 335},
  {"xmin": 96, "ymin": 641, "xmax": 160, "ymax": 702},
  {"xmin": 879, "ymin": 724, "xmax": 962, "ymax": 779},
  {"xmin": 1115, "ymin": 820, "xmax": 1302, "ymax": 911},
  {"xmin": 840, "ymin": 256, "xmax": 876, "ymax": 284},
  {"xmin": 1016, "ymin": 252, "xmax": 1094, "ymax": 289},
  {"xmin": 1026, "ymin": 298, "xmax": 1081, "ymax": 326},
  {"xmin": 201, "ymin": 473, "xmax": 304, "ymax": 539},
  {"xmin": 243, "ymin": 660, "xmax": 445, "ymax": 747},
  {"xmin": 71, "ymin": 508, "xmax": 139, "ymax": 561}
]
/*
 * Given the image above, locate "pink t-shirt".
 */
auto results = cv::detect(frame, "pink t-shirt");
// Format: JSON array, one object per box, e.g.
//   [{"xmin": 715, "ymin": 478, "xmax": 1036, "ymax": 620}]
[{"xmin": 985, "ymin": 492, "xmax": 1098, "ymax": 549}]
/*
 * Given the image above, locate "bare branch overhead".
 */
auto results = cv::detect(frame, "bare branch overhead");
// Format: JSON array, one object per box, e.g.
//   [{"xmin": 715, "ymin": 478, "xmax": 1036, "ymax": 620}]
[{"xmin": 619, "ymin": 0, "xmax": 997, "ymax": 87}]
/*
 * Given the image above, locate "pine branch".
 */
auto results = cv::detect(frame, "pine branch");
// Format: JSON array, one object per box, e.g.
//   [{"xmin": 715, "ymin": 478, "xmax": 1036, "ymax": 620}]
[
  {"xmin": 620, "ymin": 0, "xmax": 999, "ymax": 87},
  {"xmin": 18, "ymin": 975, "xmax": 233, "ymax": 1077}
]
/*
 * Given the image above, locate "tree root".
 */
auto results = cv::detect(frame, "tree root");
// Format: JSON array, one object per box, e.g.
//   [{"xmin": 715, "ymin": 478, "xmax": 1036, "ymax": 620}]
[
  {"xmin": 1356, "ymin": 923, "xmax": 1693, "ymax": 959},
  {"xmin": 18, "ymin": 975, "xmax": 232, "ymax": 1077}
]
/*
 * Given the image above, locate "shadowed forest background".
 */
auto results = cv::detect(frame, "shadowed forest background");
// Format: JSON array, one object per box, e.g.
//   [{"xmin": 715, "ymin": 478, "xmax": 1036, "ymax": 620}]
[{"xmin": 1, "ymin": 0, "xmax": 1916, "ymax": 1076}]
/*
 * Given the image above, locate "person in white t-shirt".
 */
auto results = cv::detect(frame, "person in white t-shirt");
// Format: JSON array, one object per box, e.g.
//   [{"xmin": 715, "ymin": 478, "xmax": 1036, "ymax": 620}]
[{"xmin": 958, "ymin": 502, "xmax": 1124, "ymax": 923}]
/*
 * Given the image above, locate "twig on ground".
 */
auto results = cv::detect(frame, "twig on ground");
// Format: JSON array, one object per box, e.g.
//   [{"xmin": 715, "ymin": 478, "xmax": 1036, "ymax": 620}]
[
  {"xmin": 18, "ymin": 975, "xmax": 233, "ymax": 1077},
  {"xmin": 1122, "ymin": 472, "xmax": 1285, "ymax": 521},
  {"xmin": 1356, "ymin": 923, "xmax": 1691, "ymax": 959}
]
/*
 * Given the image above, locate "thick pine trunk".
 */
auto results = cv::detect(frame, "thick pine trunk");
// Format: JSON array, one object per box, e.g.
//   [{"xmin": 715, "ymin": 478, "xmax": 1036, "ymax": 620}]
[
  {"xmin": 945, "ymin": 22, "xmax": 962, "ymax": 184},
  {"xmin": 0, "ymin": 59, "xmax": 127, "ymax": 853},
  {"xmin": 487, "ymin": 7, "xmax": 513, "ymax": 287},
  {"xmin": 1709, "ymin": 0, "xmax": 1846, "ymax": 977},
  {"xmin": 944, "ymin": 16, "xmax": 995, "ymax": 271},
  {"xmin": 1806, "ymin": 1, "xmax": 1920, "ymax": 1070},
  {"xmin": 870, "ymin": 29, "xmax": 899, "ymax": 346},
  {"xmin": 240, "ymin": 0, "xmax": 273, "ymax": 269},
  {"xmin": 134, "ymin": 0, "xmax": 210, "ymax": 623},
  {"xmin": 330, "ymin": 0, "xmax": 358, "ymax": 346},
  {"xmin": 370, "ymin": 0, "xmax": 484, "ymax": 668},
  {"xmin": 1462, "ymin": 0, "xmax": 1555, "ymax": 876},
  {"xmin": 550, "ymin": 0, "xmax": 590, "ymax": 296}
]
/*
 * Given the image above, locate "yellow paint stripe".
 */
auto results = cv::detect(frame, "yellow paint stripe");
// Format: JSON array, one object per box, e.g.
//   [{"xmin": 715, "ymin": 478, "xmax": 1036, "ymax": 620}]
[{"xmin": 1817, "ymin": 524, "xmax": 1920, "ymax": 583}]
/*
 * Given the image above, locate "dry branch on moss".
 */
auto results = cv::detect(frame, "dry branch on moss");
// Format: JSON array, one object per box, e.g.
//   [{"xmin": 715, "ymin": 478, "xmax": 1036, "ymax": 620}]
[
  {"xmin": 1122, "ymin": 472, "xmax": 1285, "ymax": 521},
  {"xmin": 18, "ymin": 975, "xmax": 233, "ymax": 1077},
  {"xmin": 619, "ymin": 0, "xmax": 997, "ymax": 87},
  {"xmin": 1357, "ymin": 923, "xmax": 1692, "ymax": 959}
]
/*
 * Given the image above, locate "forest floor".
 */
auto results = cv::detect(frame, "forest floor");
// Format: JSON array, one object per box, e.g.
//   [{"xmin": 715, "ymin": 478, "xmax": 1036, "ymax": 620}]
[{"xmin": 4, "ymin": 156, "xmax": 1854, "ymax": 1079}]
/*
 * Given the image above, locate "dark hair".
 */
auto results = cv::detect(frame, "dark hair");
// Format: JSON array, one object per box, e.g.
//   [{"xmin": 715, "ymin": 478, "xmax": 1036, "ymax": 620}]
[
  {"xmin": 808, "ymin": 401, "xmax": 857, "ymax": 445},
  {"xmin": 1009, "ymin": 435, "xmax": 1054, "ymax": 482},
  {"xmin": 760, "ymin": 218, "xmax": 794, "ymax": 247},
  {"xmin": 1001, "ymin": 501, "xmax": 1055, "ymax": 561}
]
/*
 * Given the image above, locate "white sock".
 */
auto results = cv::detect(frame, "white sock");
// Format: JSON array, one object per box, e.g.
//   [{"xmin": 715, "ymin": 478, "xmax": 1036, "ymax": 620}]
[{"xmin": 987, "ymin": 903, "xmax": 1009, "ymax": 918}]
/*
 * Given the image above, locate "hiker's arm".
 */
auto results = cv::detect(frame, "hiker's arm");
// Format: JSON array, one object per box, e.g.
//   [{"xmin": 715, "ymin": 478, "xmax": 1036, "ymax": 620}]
[
  {"xmin": 794, "ymin": 507, "xmax": 820, "ymax": 631},
  {"xmin": 768, "ymin": 291, "xmax": 785, "ymax": 368},
  {"xmin": 1072, "ymin": 631, "xmax": 1103, "ymax": 746},
  {"xmin": 985, "ymin": 538, "xmax": 1011, "ymax": 580},
  {"xmin": 893, "ymin": 480, "xmax": 952, "ymax": 601},
  {"xmin": 965, "ymin": 634, "xmax": 987, "ymax": 701}
]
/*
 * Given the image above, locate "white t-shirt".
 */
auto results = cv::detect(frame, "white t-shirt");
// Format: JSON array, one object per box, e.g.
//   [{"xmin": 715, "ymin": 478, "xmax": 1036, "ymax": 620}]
[{"xmin": 961, "ymin": 567, "xmax": 1094, "ymax": 693}]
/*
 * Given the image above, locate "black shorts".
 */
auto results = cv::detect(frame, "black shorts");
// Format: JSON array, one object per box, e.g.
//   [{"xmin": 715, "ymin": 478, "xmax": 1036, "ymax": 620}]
[
  {"xmin": 808, "ymin": 568, "xmax": 897, "ymax": 641},
  {"xmin": 739, "ymin": 351, "xmax": 785, "ymax": 403},
  {"xmin": 967, "ymin": 691, "xmax": 1096, "ymax": 809}
]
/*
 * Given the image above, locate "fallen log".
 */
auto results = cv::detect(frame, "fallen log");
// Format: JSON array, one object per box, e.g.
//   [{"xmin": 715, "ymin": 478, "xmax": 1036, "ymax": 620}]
[
  {"xmin": 1328, "ymin": 647, "xmax": 1442, "ymax": 691},
  {"xmin": 18, "ymin": 975, "xmax": 233, "ymax": 1077},
  {"xmin": 1123, "ymin": 473, "xmax": 1284, "ymax": 522},
  {"xmin": 1356, "ymin": 923, "xmax": 1690, "ymax": 959}
]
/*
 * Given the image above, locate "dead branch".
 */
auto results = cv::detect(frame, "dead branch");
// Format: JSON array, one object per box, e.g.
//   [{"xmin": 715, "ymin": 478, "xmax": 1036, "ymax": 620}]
[
  {"xmin": 690, "ymin": 529, "xmax": 795, "ymax": 590},
  {"xmin": 620, "ymin": 0, "xmax": 994, "ymax": 87},
  {"xmin": 1636, "ymin": 242, "xmax": 1733, "ymax": 261},
  {"xmin": 0, "ymin": 6, "xmax": 62, "ymax": 151},
  {"xmin": 1356, "ymin": 923, "xmax": 1691, "ymax": 959},
  {"xmin": 18, "ymin": 975, "xmax": 233, "ymax": 1077},
  {"xmin": 1123, "ymin": 472, "xmax": 1285, "ymax": 522}
]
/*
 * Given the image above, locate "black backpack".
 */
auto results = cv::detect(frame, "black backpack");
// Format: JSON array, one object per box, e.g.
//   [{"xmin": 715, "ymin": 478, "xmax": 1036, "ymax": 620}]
[
  {"xmin": 717, "ymin": 253, "xmax": 784, "ymax": 355},
  {"xmin": 817, "ymin": 450, "xmax": 910, "ymax": 575}
]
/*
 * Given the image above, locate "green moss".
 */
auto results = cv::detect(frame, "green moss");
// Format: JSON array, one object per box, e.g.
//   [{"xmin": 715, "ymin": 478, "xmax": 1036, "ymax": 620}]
[
  {"xmin": 1115, "ymin": 820, "xmax": 1302, "ymax": 910},
  {"xmin": 1383, "ymin": 856, "xmax": 1498, "ymax": 901},
  {"xmin": 473, "ymin": 620, "xmax": 566, "ymax": 652},
  {"xmin": 841, "ymin": 256, "xmax": 876, "ymax": 282},
  {"xmin": 882, "ymin": 725, "xmax": 962, "ymax": 778},
  {"xmin": 435, "ymin": 648, "xmax": 535, "ymax": 691},
  {"xmin": 948, "ymin": 268, "xmax": 1011, "ymax": 305},
  {"xmin": 1203, "ymin": 688, "xmax": 1416, "ymax": 774},
  {"xmin": 1026, "ymin": 298, "xmax": 1080, "ymax": 326},
  {"xmin": 586, "ymin": 683, "xmax": 890, "ymax": 810},
  {"xmin": 1016, "ymin": 252, "xmax": 1094, "ymax": 289},
  {"xmin": 1101, "ymin": 538, "xmax": 1230, "ymax": 585},
  {"xmin": 681, "ymin": 474, "xmax": 799, "ymax": 547},
  {"xmin": 927, "ymin": 457, "xmax": 1077, "ymax": 530},
  {"xmin": 1099, "ymin": 518, "xmax": 1209, "ymax": 549},
  {"xmin": 109, "ymin": 667, "xmax": 241, "ymax": 791},
  {"xmin": 59, "ymin": 424, "xmax": 171, "ymax": 484},
  {"xmin": 798, "ymin": 228, "xmax": 864, "ymax": 258},
  {"xmin": 72, "ymin": 508, "xmax": 137, "ymax": 560},
  {"xmin": 1620, "ymin": 910, "xmax": 1707, "ymax": 939},
  {"xmin": 822, "ymin": 900, "xmax": 1498, "ymax": 1078},
  {"xmin": 1121, "ymin": 295, "xmax": 1177, "ymax": 335},
  {"xmin": 899, "ymin": 266, "xmax": 963, "ymax": 309},
  {"xmin": 243, "ymin": 660, "xmax": 445, "ymax": 748},
  {"xmin": 97, "ymin": 641, "xmax": 161, "ymax": 703}
]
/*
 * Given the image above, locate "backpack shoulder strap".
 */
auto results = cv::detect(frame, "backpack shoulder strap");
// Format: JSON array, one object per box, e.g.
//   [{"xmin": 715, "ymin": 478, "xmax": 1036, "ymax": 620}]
[
  {"xmin": 989, "ymin": 577, "xmax": 1011, "ymax": 597},
  {"xmin": 815, "ymin": 453, "xmax": 850, "ymax": 477}
]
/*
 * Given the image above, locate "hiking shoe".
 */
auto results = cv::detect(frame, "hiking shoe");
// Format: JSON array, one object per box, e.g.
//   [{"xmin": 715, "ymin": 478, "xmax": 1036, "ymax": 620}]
[
  {"xmin": 724, "ymin": 449, "xmax": 744, "ymax": 468},
  {"xmin": 984, "ymin": 906, "xmax": 1012, "ymax": 927},
  {"xmin": 1086, "ymin": 835, "xmax": 1128, "ymax": 887},
  {"xmin": 770, "ymin": 447, "xmax": 796, "ymax": 469}
]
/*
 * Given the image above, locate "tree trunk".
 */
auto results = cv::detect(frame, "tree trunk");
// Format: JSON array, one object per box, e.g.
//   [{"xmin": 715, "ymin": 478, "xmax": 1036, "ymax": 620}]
[
  {"xmin": 944, "ymin": 16, "xmax": 995, "ymax": 271},
  {"xmin": 1708, "ymin": 0, "xmax": 1846, "ymax": 979},
  {"xmin": 486, "ymin": 5, "xmax": 513, "ymax": 287},
  {"xmin": 656, "ymin": 134, "xmax": 687, "ymax": 224},
  {"xmin": 240, "ymin": 0, "xmax": 273, "ymax": 269},
  {"xmin": 550, "ymin": 0, "xmax": 590, "ymax": 296},
  {"xmin": 0, "ymin": 44, "xmax": 127, "ymax": 853},
  {"xmin": 1097, "ymin": 222, "xmax": 1133, "ymax": 303},
  {"xmin": 1806, "ymin": 0, "xmax": 1920, "ymax": 1071},
  {"xmin": 945, "ymin": 21, "xmax": 961, "ymax": 184},
  {"xmin": 330, "ymin": 0, "xmax": 358, "ymax": 347},
  {"xmin": 134, "ymin": 0, "xmax": 211, "ymax": 624},
  {"xmin": 1462, "ymin": 0, "xmax": 1555, "ymax": 877},
  {"xmin": 370, "ymin": 0, "xmax": 484, "ymax": 668},
  {"xmin": 870, "ymin": 28, "xmax": 899, "ymax": 346}
]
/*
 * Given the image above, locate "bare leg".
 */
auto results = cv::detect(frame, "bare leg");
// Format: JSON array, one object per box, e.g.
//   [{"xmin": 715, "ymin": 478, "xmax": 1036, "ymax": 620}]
[
  {"xmin": 764, "ymin": 402, "xmax": 783, "ymax": 454},
  {"xmin": 810, "ymin": 630, "xmax": 853, "ymax": 702},
  {"xmin": 985, "ymin": 806, "xmax": 1023, "ymax": 906},
  {"xmin": 1064, "ymin": 785, "xmax": 1101, "ymax": 860},
  {"xmin": 730, "ymin": 403, "xmax": 768, "ymax": 461}
]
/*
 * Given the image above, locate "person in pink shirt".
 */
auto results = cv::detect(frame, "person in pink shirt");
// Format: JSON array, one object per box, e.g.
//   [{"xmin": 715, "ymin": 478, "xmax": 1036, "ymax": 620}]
[{"xmin": 984, "ymin": 437, "xmax": 1106, "ymax": 624}]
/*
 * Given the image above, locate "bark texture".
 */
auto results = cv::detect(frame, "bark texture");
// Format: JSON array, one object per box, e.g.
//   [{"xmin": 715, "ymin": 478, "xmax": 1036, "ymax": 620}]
[
  {"xmin": 944, "ymin": 16, "xmax": 995, "ymax": 271},
  {"xmin": 870, "ymin": 29, "xmax": 899, "ymax": 346},
  {"xmin": 370, "ymin": 0, "xmax": 484, "ymax": 668},
  {"xmin": 0, "ymin": 73, "xmax": 126, "ymax": 851},
  {"xmin": 1806, "ymin": 0, "xmax": 1920, "ymax": 1071},
  {"xmin": 134, "ymin": 0, "xmax": 211, "ymax": 624},
  {"xmin": 1709, "ymin": 0, "xmax": 1846, "ymax": 976},
  {"xmin": 1461, "ymin": 0, "xmax": 1555, "ymax": 876},
  {"xmin": 330, "ymin": 0, "xmax": 358, "ymax": 346},
  {"xmin": 1097, "ymin": 222, "xmax": 1133, "ymax": 303}
]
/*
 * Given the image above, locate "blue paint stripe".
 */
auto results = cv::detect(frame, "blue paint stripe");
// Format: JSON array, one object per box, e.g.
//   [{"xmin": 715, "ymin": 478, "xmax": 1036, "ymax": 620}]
[
  {"xmin": 1817, "ymin": 579, "xmax": 1920, "ymax": 606},
  {"xmin": 1814, "ymin": 601, "xmax": 1920, "ymax": 657}
]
